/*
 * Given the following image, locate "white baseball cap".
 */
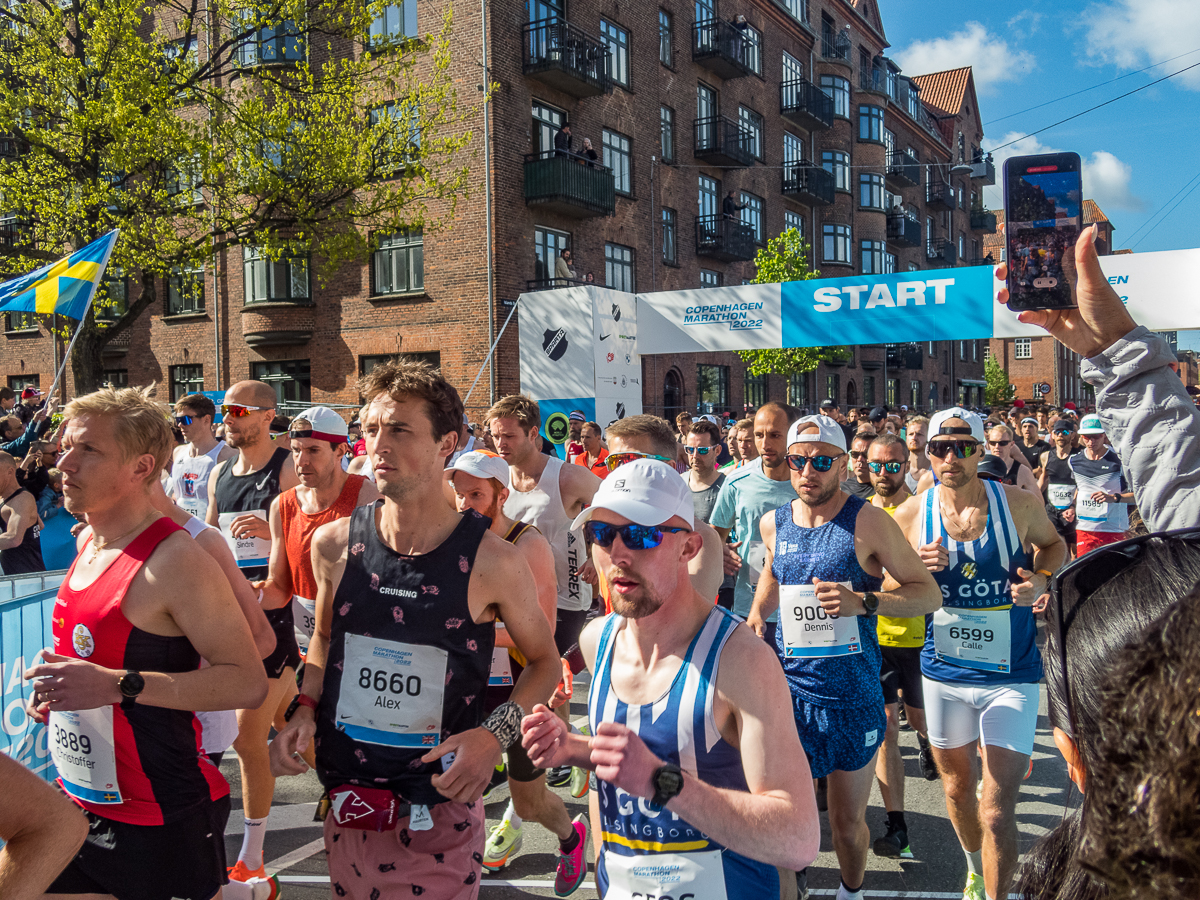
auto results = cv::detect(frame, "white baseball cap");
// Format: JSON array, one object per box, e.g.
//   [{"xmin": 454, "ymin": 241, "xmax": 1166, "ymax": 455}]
[
  {"xmin": 289, "ymin": 407, "xmax": 349, "ymax": 442},
  {"xmin": 1078, "ymin": 414, "xmax": 1105, "ymax": 435},
  {"xmin": 928, "ymin": 407, "xmax": 986, "ymax": 443},
  {"xmin": 571, "ymin": 458, "xmax": 694, "ymax": 530},
  {"xmin": 787, "ymin": 415, "xmax": 848, "ymax": 453},
  {"xmin": 448, "ymin": 450, "xmax": 511, "ymax": 488}
]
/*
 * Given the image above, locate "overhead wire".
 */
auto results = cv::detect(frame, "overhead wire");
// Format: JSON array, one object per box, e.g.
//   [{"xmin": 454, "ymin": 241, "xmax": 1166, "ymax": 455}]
[
  {"xmin": 1122, "ymin": 168, "xmax": 1200, "ymax": 246},
  {"xmin": 1131, "ymin": 175, "xmax": 1200, "ymax": 250}
]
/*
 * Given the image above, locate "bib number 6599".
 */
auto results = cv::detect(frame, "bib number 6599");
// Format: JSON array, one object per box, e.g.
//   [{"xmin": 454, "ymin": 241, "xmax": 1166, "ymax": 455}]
[
  {"xmin": 358, "ymin": 668, "xmax": 422, "ymax": 696},
  {"xmin": 947, "ymin": 626, "xmax": 993, "ymax": 643}
]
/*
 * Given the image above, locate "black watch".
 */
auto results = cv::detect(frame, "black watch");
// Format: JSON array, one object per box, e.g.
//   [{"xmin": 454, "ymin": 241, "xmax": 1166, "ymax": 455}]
[
  {"xmin": 862, "ymin": 592, "xmax": 880, "ymax": 616},
  {"xmin": 649, "ymin": 763, "xmax": 684, "ymax": 811},
  {"xmin": 118, "ymin": 671, "xmax": 145, "ymax": 709}
]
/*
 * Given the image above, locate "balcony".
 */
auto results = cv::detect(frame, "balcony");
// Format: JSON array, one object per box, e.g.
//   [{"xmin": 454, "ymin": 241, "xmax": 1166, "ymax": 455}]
[
  {"xmin": 782, "ymin": 163, "xmax": 834, "ymax": 206},
  {"xmin": 886, "ymin": 343, "xmax": 924, "ymax": 370},
  {"xmin": 242, "ymin": 303, "xmax": 314, "ymax": 347},
  {"xmin": 926, "ymin": 180, "xmax": 956, "ymax": 211},
  {"xmin": 780, "ymin": 78, "xmax": 833, "ymax": 131},
  {"xmin": 858, "ymin": 65, "xmax": 889, "ymax": 97},
  {"xmin": 523, "ymin": 152, "xmax": 616, "ymax": 218},
  {"xmin": 821, "ymin": 31, "xmax": 851, "ymax": 65},
  {"xmin": 970, "ymin": 156, "xmax": 996, "ymax": 185},
  {"xmin": 886, "ymin": 214, "xmax": 921, "ymax": 247},
  {"xmin": 522, "ymin": 18, "xmax": 609, "ymax": 98},
  {"xmin": 964, "ymin": 254, "xmax": 996, "ymax": 268},
  {"xmin": 886, "ymin": 150, "xmax": 920, "ymax": 189},
  {"xmin": 692, "ymin": 18, "xmax": 755, "ymax": 80},
  {"xmin": 926, "ymin": 240, "xmax": 957, "ymax": 266},
  {"xmin": 693, "ymin": 116, "xmax": 756, "ymax": 168},
  {"xmin": 696, "ymin": 215, "xmax": 756, "ymax": 262},
  {"xmin": 970, "ymin": 208, "xmax": 997, "ymax": 233},
  {"xmin": 526, "ymin": 277, "xmax": 587, "ymax": 291}
]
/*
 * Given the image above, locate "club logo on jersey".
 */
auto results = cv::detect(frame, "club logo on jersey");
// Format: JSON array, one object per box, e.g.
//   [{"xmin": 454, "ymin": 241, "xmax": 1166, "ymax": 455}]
[
  {"xmin": 72, "ymin": 623, "xmax": 95, "ymax": 658},
  {"xmin": 960, "ymin": 561, "xmax": 977, "ymax": 580},
  {"xmin": 182, "ymin": 473, "xmax": 198, "ymax": 497}
]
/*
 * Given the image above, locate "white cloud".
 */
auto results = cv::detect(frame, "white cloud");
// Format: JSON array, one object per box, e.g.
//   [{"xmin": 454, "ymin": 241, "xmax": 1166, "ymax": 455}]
[
  {"xmin": 1084, "ymin": 0, "xmax": 1200, "ymax": 90},
  {"xmin": 1005, "ymin": 10, "xmax": 1044, "ymax": 32},
  {"xmin": 891, "ymin": 22, "xmax": 1036, "ymax": 95}
]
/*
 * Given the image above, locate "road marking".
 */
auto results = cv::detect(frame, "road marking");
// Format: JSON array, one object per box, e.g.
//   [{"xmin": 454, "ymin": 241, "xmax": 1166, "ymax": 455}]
[{"xmin": 266, "ymin": 838, "xmax": 326, "ymax": 875}]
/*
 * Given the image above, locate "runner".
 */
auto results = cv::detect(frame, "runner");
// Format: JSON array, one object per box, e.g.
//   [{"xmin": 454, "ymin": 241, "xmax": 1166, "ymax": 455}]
[
  {"xmin": 720, "ymin": 418, "xmax": 757, "ymax": 471},
  {"xmin": 1015, "ymin": 418, "xmax": 1049, "ymax": 476},
  {"xmin": 205, "ymin": 380, "xmax": 301, "ymax": 887},
  {"xmin": 746, "ymin": 417, "xmax": 939, "ymax": 900},
  {"xmin": 1070, "ymin": 415, "xmax": 1133, "ymax": 556},
  {"xmin": 521, "ymin": 459, "xmax": 821, "ymax": 900},
  {"xmin": 269, "ymin": 359, "xmax": 560, "ymax": 900},
  {"xmin": 26, "ymin": 386, "xmax": 266, "ymax": 900},
  {"xmin": 983, "ymin": 425, "xmax": 1040, "ymax": 496},
  {"xmin": 904, "ymin": 416, "xmax": 930, "ymax": 493},
  {"xmin": 446, "ymin": 450, "xmax": 587, "ymax": 893},
  {"xmin": 685, "ymin": 418, "xmax": 731, "ymax": 609},
  {"xmin": 890, "ymin": 407, "xmax": 1067, "ymax": 900},
  {"xmin": 0, "ymin": 450, "xmax": 44, "ymax": 574},
  {"xmin": 571, "ymin": 420, "xmax": 609, "ymax": 479},
  {"xmin": 841, "ymin": 432, "xmax": 876, "ymax": 501},
  {"xmin": 167, "ymin": 393, "xmax": 235, "ymax": 520},
  {"xmin": 566, "ymin": 410, "xmax": 586, "ymax": 461},
  {"xmin": 864, "ymin": 434, "xmax": 937, "ymax": 867},
  {"xmin": 1038, "ymin": 418, "xmax": 1078, "ymax": 556}
]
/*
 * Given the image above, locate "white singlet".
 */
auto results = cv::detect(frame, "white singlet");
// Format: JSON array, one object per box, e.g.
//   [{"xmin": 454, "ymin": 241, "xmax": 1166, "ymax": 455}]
[{"xmin": 169, "ymin": 442, "xmax": 227, "ymax": 520}]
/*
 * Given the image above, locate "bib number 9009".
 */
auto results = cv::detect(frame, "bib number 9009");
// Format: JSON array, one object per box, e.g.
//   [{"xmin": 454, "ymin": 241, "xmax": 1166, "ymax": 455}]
[
  {"xmin": 358, "ymin": 669, "xmax": 422, "ymax": 697},
  {"xmin": 946, "ymin": 626, "xmax": 994, "ymax": 643},
  {"xmin": 52, "ymin": 723, "xmax": 92, "ymax": 755}
]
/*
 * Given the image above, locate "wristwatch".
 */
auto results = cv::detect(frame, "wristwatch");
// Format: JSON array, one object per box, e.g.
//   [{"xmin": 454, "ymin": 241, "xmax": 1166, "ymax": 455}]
[
  {"xmin": 862, "ymin": 591, "xmax": 880, "ymax": 616},
  {"xmin": 118, "ymin": 671, "xmax": 145, "ymax": 709},
  {"xmin": 649, "ymin": 763, "xmax": 684, "ymax": 811},
  {"xmin": 284, "ymin": 693, "xmax": 319, "ymax": 722}
]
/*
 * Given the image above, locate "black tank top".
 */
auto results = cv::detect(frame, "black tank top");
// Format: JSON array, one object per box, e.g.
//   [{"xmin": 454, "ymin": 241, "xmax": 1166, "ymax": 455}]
[
  {"xmin": 1044, "ymin": 450, "xmax": 1074, "ymax": 485},
  {"xmin": 315, "ymin": 503, "xmax": 495, "ymax": 805},
  {"xmin": 1, "ymin": 488, "xmax": 43, "ymax": 574},
  {"xmin": 1004, "ymin": 458, "xmax": 1022, "ymax": 486},
  {"xmin": 211, "ymin": 446, "xmax": 289, "ymax": 581}
]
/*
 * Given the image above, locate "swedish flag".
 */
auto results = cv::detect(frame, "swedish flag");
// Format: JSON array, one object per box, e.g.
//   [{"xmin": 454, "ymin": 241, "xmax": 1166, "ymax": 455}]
[{"xmin": 0, "ymin": 230, "xmax": 119, "ymax": 321}]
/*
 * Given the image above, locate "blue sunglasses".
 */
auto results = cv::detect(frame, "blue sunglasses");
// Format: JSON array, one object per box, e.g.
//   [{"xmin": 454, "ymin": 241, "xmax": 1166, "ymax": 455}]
[{"xmin": 584, "ymin": 521, "xmax": 690, "ymax": 550}]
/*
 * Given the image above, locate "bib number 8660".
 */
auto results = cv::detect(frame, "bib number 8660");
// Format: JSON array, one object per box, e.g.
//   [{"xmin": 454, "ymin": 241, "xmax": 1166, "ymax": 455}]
[
  {"xmin": 358, "ymin": 668, "xmax": 422, "ymax": 696},
  {"xmin": 52, "ymin": 724, "xmax": 92, "ymax": 755},
  {"xmin": 948, "ymin": 627, "xmax": 994, "ymax": 643}
]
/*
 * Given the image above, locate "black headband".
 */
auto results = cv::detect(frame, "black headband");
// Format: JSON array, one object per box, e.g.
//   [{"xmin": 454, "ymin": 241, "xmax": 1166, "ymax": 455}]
[{"xmin": 937, "ymin": 426, "xmax": 975, "ymax": 436}]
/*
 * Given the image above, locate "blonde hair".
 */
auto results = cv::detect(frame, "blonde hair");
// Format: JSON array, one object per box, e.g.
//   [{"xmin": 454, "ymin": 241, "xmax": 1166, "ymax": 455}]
[
  {"xmin": 486, "ymin": 395, "xmax": 541, "ymax": 432},
  {"xmin": 64, "ymin": 385, "xmax": 173, "ymax": 479}
]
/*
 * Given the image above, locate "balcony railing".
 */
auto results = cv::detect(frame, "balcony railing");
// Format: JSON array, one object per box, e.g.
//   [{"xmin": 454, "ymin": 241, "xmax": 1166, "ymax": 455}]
[
  {"xmin": 782, "ymin": 163, "xmax": 834, "ymax": 206},
  {"xmin": 522, "ymin": 18, "xmax": 609, "ymax": 98},
  {"xmin": 780, "ymin": 78, "xmax": 834, "ymax": 131},
  {"xmin": 926, "ymin": 239, "xmax": 957, "ymax": 265},
  {"xmin": 926, "ymin": 180, "xmax": 956, "ymax": 211},
  {"xmin": 696, "ymin": 215, "xmax": 756, "ymax": 262},
  {"xmin": 970, "ymin": 208, "xmax": 997, "ymax": 233},
  {"xmin": 523, "ymin": 151, "xmax": 616, "ymax": 217},
  {"xmin": 886, "ymin": 343, "xmax": 924, "ymax": 370},
  {"xmin": 821, "ymin": 31, "xmax": 850, "ymax": 62},
  {"xmin": 969, "ymin": 156, "xmax": 996, "ymax": 185},
  {"xmin": 693, "ymin": 115, "xmax": 756, "ymax": 168},
  {"xmin": 859, "ymin": 65, "xmax": 888, "ymax": 96},
  {"xmin": 886, "ymin": 214, "xmax": 921, "ymax": 247},
  {"xmin": 692, "ymin": 18, "xmax": 755, "ymax": 80},
  {"xmin": 886, "ymin": 150, "xmax": 920, "ymax": 188},
  {"xmin": 963, "ymin": 254, "xmax": 996, "ymax": 268},
  {"xmin": 526, "ymin": 277, "xmax": 589, "ymax": 291}
]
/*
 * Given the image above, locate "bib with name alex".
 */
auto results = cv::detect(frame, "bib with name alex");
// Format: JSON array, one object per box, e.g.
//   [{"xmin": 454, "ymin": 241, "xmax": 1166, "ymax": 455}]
[{"xmin": 919, "ymin": 482, "xmax": 1042, "ymax": 686}]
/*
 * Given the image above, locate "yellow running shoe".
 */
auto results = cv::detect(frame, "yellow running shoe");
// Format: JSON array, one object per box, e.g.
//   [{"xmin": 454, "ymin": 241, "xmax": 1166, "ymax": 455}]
[
  {"xmin": 569, "ymin": 766, "xmax": 589, "ymax": 799},
  {"xmin": 482, "ymin": 818, "xmax": 523, "ymax": 872},
  {"xmin": 962, "ymin": 872, "xmax": 986, "ymax": 900}
]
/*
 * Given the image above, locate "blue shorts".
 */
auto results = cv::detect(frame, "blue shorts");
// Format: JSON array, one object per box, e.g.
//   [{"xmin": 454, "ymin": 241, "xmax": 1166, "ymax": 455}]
[{"xmin": 792, "ymin": 697, "xmax": 886, "ymax": 779}]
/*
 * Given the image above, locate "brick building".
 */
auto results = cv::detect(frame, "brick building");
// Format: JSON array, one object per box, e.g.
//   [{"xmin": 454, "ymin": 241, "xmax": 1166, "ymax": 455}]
[{"xmin": 1, "ymin": 0, "xmax": 997, "ymax": 418}]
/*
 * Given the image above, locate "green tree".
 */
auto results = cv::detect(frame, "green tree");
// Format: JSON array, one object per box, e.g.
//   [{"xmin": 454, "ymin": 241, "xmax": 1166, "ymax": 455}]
[
  {"xmin": 736, "ymin": 227, "xmax": 846, "ymax": 379},
  {"xmin": 984, "ymin": 353, "xmax": 1016, "ymax": 405},
  {"xmin": 0, "ymin": 0, "xmax": 477, "ymax": 392}
]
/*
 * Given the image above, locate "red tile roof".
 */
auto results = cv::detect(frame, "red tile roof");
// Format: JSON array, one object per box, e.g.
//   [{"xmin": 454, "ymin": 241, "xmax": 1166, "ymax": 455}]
[
  {"xmin": 1082, "ymin": 199, "xmax": 1109, "ymax": 225},
  {"xmin": 911, "ymin": 67, "xmax": 972, "ymax": 118}
]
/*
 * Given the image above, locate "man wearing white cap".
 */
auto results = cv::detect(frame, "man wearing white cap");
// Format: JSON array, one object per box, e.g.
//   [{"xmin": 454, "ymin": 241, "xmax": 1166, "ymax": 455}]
[
  {"xmin": 747, "ymin": 416, "xmax": 939, "ymax": 900},
  {"xmin": 1069, "ymin": 414, "xmax": 1133, "ymax": 556},
  {"xmin": 890, "ymin": 407, "xmax": 1065, "ymax": 900},
  {"xmin": 521, "ymin": 458, "xmax": 821, "ymax": 900}
]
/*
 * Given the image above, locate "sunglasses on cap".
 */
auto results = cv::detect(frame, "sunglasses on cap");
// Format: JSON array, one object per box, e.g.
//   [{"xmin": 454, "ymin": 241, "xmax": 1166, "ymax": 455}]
[
  {"xmin": 868, "ymin": 461, "xmax": 904, "ymax": 474},
  {"xmin": 583, "ymin": 521, "xmax": 690, "ymax": 550},
  {"xmin": 221, "ymin": 404, "xmax": 271, "ymax": 418},
  {"xmin": 174, "ymin": 415, "xmax": 195, "ymax": 426},
  {"xmin": 785, "ymin": 452, "xmax": 845, "ymax": 473},
  {"xmin": 927, "ymin": 440, "xmax": 979, "ymax": 459},
  {"xmin": 683, "ymin": 446, "xmax": 715, "ymax": 455},
  {"xmin": 604, "ymin": 451, "xmax": 674, "ymax": 472}
]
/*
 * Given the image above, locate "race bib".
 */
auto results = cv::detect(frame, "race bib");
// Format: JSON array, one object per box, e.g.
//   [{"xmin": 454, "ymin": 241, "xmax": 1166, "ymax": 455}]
[
  {"xmin": 489, "ymin": 646, "xmax": 513, "ymax": 687},
  {"xmin": 779, "ymin": 583, "xmax": 861, "ymax": 658},
  {"xmin": 337, "ymin": 634, "xmax": 446, "ymax": 747},
  {"xmin": 932, "ymin": 607, "xmax": 1012, "ymax": 672},
  {"xmin": 1047, "ymin": 483, "xmax": 1075, "ymax": 510},
  {"xmin": 49, "ymin": 708, "xmax": 122, "ymax": 804},
  {"xmin": 604, "ymin": 849, "xmax": 727, "ymax": 900},
  {"xmin": 292, "ymin": 595, "xmax": 316, "ymax": 649},
  {"xmin": 218, "ymin": 510, "xmax": 271, "ymax": 569},
  {"xmin": 744, "ymin": 541, "xmax": 767, "ymax": 586},
  {"xmin": 1076, "ymin": 494, "xmax": 1110, "ymax": 526},
  {"xmin": 177, "ymin": 495, "xmax": 207, "ymax": 518}
]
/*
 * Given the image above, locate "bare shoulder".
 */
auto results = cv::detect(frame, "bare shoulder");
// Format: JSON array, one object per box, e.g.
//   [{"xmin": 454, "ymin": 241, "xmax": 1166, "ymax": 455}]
[
  {"xmin": 559, "ymin": 457, "xmax": 601, "ymax": 499},
  {"xmin": 355, "ymin": 478, "xmax": 381, "ymax": 506},
  {"xmin": 313, "ymin": 517, "xmax": 352, "ymax": 563},
  {"xmin": 143, "ymin": 530, "xmax": 224, "ymax": 585},
  {"xmin": 579, "ymin": 614, "xmax": 607, "ymax": 671},
  {"xmin": 890, "ymin": 491, "xmax": 923, "ymax": 534},
  {"xmin": 514, "ymin": 524, "xmax": 553, "ymax": 556},
  {"xmin": 1000, "ymin": 482, "xmax": 1041, "ymax": 517},
  {"xmin": 218, "ymin": 443, "xmax": 237, "ymax": 463},
  {"xmin": 716, "ymin": 621, "xmax": 786, "ymax": 701},
  {"xmin": 476, "ymin": 526, "xmax": 526, "ymax": 572}
]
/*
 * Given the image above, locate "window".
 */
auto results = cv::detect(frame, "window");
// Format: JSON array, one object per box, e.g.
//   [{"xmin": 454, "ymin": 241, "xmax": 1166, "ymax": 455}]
[
  {"xmin": 167, "ymin": 154, "xmax": 203, "ymax": 205},
  {"xmin": 958, "ymin": 234, "xmax": 965, "ymax": 259},
  {"xmin": 369, "ymin": 102, "xmax": 420, "ymax": 173},
  {"xmin": 822, "ymin": 150, "xmax": 849, "ymax": 192},
  {"xmin": 862, "ymin": 374, "xmax": 875, "ymax": 406},
  {"xmin": 740, "ymin": 191, "xmax": 764, "ymax": 243},
  {"xmin": 973, "ymin": 340, "xmax": 979, "ymax": 362},
  {"xmin": 698, "ymin": 174, "xmax": 719, "ymax": 218},
  {"xmin": 859, "ymin": 173, "xmax": 884, "ymax": 210},
  {"xmin": 659, "ymin": 10, "xmax": 673, "ymax": 66},
  {"xmin": 960, "ymin": 340, "xmax": 967, "ymax": 360},
  {"xmin": 7, "ymin": 375, "xmax": 37, "ymax": 393},
  {"xmin": 600, "ymin": 20, "xmax": 629, "ymax": 88},
  {"xmin": 782, "ymin": 52, "xmax": 804, "ymax": 90},
  {"xmin": 745, "ymin": 371, "xmax": 767, "ymax": 408},
  {"xmin": 373, "ymin": 230, "xmax": 424, "ymax": 295},
  {"xmin": 167, "ymin": 265, "xmax": 205, "ymax": 314},
  {"xmin": 738, "ymin": 106, "xmax": 763, "ymax": 159},
  {"xmin": 1015, "ymin": 338, "xmax": 1032, "ymax": 360},
  {"xmin": 252, "ymin": 359, "xmax": 312, "ymax": 405},
  {"xmin": 783, "ymin": 131, "xmax": 803, "ymax": 168},
  {"xmin": 699, "ymin": 268, "xmax": 722, "ymax": 288},
  {"xmin": 887, "ymin": 378, "xmax": 898, "ymax": 407},
  {"xmin": 820, "ymin": 74, "xmax": 849, "ymax": 118},
  {"xmin": 825, "ymin": 373, "xmax": 840, "ymax": 405},
  {"xmin": 659, "ymin": 106, "xmax": 675, "ymax": 163},
  {"xmin": 243, "ymin": 246, "xmax": 310, "ymax": 303},
  {"xmin": 532, "ymin": 101, "xmax": 564, "ymax": 156},
  {"xmin": 534, "ymin": 226, "xmax": 571, "ymax": 284},
  {"xmin": 742, "ymin": 25, "xmax": 762, "ymax": 75},
  {"xmin": 603, "ymin": 129, "xmax": 632, "ymax": 195},
  {"xmin": 884, "ymin": 251, "xmax": 896, "ymax": 274},
  {"xmin": 911, "ymin": 380, "xmax": 921, "ymax": 409},
  {"xmin": 259, "ymin": 119, "xmax": 306, "ymax": 177},
  {"xmin": 1032, "ymin": 382, "xmax": 1043, "ymax": 400},
  {"xmin": 605, "ymin": 242, "xmax": 634, "ymax": 292},
  {"xmin": 784, "ymin": 209, "xmax": 804, "ymax": 237},
  {"xmin": 96, "ymin": 267, "xmax": 129, "ymax": 322},
  {"xmin": 170, "ymin": 365, "xmax": 204, "ymax": 402},
  {"xmin": 697, "ymin": 364, "xmax": 729, "ymax": 412},
  {"xmin": 929, "ymin": 341, "xmax": 936, "ymax": 357},
  {"xmin": 662, "ymin": 208, "xmax": 677, "ymax": 265},
  {"xmin": 788, "ymin": 372, "xmax": 808, "ymax": 406},
  {"xmin": 103, "ymin": 369, "xmax": 129, "ymax": 389},
  {"xmin": 4, "ymin": 311, "xmax": 36, "ymax": 331},
  {"xmin": 360, "ymin": 352, "xmax": 441, "ymax": 376},
  {"xmin": 823, "ymin": 223, "xmax": 851, "ymax": 264},
  {"xmin": 860, "ymin": 240, "xmax": 885, "ymax": 275},
  {"xmin": 236, "ymin": 14, "xmax": 304, "ymax": 65},
  {"xmin": 858, "ymin": 105, "xmax": 884, "ymax": 142},
  {"xmin": 370, "ymin": 0, "xmax": 417, "ymax": 44}
]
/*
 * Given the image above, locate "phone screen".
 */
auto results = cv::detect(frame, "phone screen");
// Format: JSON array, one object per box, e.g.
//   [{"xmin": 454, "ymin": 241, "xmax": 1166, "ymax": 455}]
[{"xmin": 1005, "ymin": 154, "xmax": 1082, "ymax": 310}]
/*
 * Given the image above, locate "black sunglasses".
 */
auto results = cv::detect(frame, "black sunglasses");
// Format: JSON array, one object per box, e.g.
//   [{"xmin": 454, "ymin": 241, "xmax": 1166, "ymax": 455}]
[
  {"xmin": 868, "ymin": 461, "xmax": 903, "ymax": 474},
  {"xmin": 988, "ymin": 439, "xmax": 1012, "ymax": 447},
  {"xmin": 927, "ymin": 440, "xmax": 979, "ymax": 459},
  {"xmin": 785, "ymin": 453, "xmax": 844, "ymax": 473},
  {"xmin": 583, "ymin": 521, "xmax": 690, "ymax": 550}
]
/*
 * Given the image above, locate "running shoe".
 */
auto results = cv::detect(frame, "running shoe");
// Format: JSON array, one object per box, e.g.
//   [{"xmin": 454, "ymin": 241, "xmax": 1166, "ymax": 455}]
[
  {"xmin": 554, "ymin": 815, "xmax": 589, "ymax": 896},
  {"xmin": 226, "ymin": 864, "xmax": 281, "ymax": 900},
  {"xmin": 1024, "ymin": 758, "xmax": 1034, "ymax": 780},
  {"xmin": 872, "ymin": 821, "xmax": 914, "ymax": 860},
  {"xmin": 796, "ymin": 867, "xmax": 810, "ymax": 900},
  {"xmin": 815, "ymin": 777, "xmax": 828, "ymax": 812},
  {"xmin": 481, "ymin": 819, "xmax": 523, "ymax": 872},
  {"xmin": 482, "ymin": 763, "xmax": 507, "ymax": 800},
  {"xmin": 547, "ymin": 765, "xmax": 572, "ymax": 788},
  {"xmin": 569, "ymin": 765, "xmax": 589, "ymax": 799},
  {"xmin": 962, "ymin": 872, "xmax": 986, "ymax": 900},
  {"xmin": 919, "ymin": 743, "xmax": 940, "ymax": 781}
]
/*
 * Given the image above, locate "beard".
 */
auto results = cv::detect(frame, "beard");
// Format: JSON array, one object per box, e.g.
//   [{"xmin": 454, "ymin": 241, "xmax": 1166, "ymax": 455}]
[
  {"xmin": 873, "ymin": 478, "xmax": 904, "ymax": 499},
  {"xmin": 606, "ymin": 567, "xmax": 668, "ymax": 619},
  {"xmin": 799, "ymin": 478, "xmax": 841, "ymax": 508}
]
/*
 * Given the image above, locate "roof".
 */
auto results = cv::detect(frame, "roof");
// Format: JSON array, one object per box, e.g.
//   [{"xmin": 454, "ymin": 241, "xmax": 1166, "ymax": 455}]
[
  {"xmin": 911, "ymin": 67, "xmax": 972, "ymax": 118},
  {"xmin": 1082, "ymin": 200, "xmax": 1110, "ymax": 226}
]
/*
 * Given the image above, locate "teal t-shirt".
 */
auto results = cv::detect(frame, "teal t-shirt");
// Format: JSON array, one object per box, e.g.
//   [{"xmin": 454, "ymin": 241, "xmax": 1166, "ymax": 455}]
[{"xmin": 710, "ymin": 459, "xmax": 799, "ymax": 620}]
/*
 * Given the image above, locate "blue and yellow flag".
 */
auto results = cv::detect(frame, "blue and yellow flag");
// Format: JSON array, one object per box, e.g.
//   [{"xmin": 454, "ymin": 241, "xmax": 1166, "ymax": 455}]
[{"xmin": 0, "ymin": 230, "xmax": 119, "ymax": 321}]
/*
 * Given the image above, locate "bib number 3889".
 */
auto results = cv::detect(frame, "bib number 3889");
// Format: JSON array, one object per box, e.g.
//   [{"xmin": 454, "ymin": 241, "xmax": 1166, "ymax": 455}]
[{"xmin": 48, "ymin": 708, "xmax": 122, "ymax": 804}]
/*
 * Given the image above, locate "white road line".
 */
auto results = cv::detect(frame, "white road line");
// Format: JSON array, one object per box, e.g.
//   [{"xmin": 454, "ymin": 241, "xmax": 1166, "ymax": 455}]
[{"xmin": 265, "ymin": 838, "xmax": 326, "ymax": 876}]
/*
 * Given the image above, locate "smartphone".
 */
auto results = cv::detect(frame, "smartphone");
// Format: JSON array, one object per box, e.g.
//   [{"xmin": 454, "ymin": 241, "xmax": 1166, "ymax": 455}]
[{"xmin": 1003, "ymin": 152, "xmax": 1083, "ymax": 311}]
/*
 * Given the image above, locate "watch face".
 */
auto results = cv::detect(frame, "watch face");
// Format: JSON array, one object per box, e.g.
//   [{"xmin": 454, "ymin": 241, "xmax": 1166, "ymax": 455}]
[
  {"xmin": 119, "ymin": 672, "xmax": 145, "ymax": 697},
  {"xmin": 657, "ymin": 768, "xmax": 684, "ymax": 795}
]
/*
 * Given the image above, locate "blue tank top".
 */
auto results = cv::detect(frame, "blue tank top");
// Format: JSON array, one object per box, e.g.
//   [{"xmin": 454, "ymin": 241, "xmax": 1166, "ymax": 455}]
[
  {"xmin": 919, "ymin": 480, "xmax": 1042, "ymax": 685},
  {"xmin": 770, "ymin": 494, "xmax": 884, "ymax": 709},
  {"xmin": 589, "ymin": 607, "xmax": 779, "ymax": 900}
]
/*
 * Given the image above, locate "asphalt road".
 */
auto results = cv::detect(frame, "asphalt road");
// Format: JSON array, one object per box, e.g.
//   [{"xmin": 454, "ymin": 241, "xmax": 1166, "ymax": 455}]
[{"xmin": 225, "ymin": 668, "xmax": 1074, "ymax": 899}]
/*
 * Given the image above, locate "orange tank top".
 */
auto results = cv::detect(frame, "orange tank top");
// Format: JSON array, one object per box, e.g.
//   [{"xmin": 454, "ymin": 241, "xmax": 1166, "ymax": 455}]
[{"xmin": 278, "ymin": 474, "xmax": 367, "ymax": 601}]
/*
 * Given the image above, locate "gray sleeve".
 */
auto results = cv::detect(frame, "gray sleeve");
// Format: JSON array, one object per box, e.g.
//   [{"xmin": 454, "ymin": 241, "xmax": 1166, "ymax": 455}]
[{"xmin": 1081, "ymin": 326, "xmax": 1200, "ymax": 532}]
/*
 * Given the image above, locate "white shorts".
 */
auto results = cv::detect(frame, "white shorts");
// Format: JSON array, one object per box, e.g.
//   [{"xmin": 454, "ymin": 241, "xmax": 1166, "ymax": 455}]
[{"xmin": 921, "ymin": 679, "xmax": 1039, "ymax": 756}]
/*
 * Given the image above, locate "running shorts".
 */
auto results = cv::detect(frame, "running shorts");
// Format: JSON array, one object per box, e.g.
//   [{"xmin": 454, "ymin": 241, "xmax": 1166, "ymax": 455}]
[
  {"xmin": 880, "ymin": 645, "xmax": 925, "ymax": 709},
  {"xmin": 555, "ymin": 607, "xmax": 589, "ymax": 658},
  {"xmin": 262, "ymin": 607, "xmax": 301, "ymax": 679},
  {"xmin": 483, "ymin": 659, "xmax": 544, "ymax": 783},
  {"xmin": 1076, "ymin": 529, "xmax": 1127, "ymax": 557},
  {"xmin": 792, "ymin": 697, "xmax": 885, "ymax": 780},
  {"xmin": 922, "ymin": 678, "xmax": 1039, "ymax": 755}
]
